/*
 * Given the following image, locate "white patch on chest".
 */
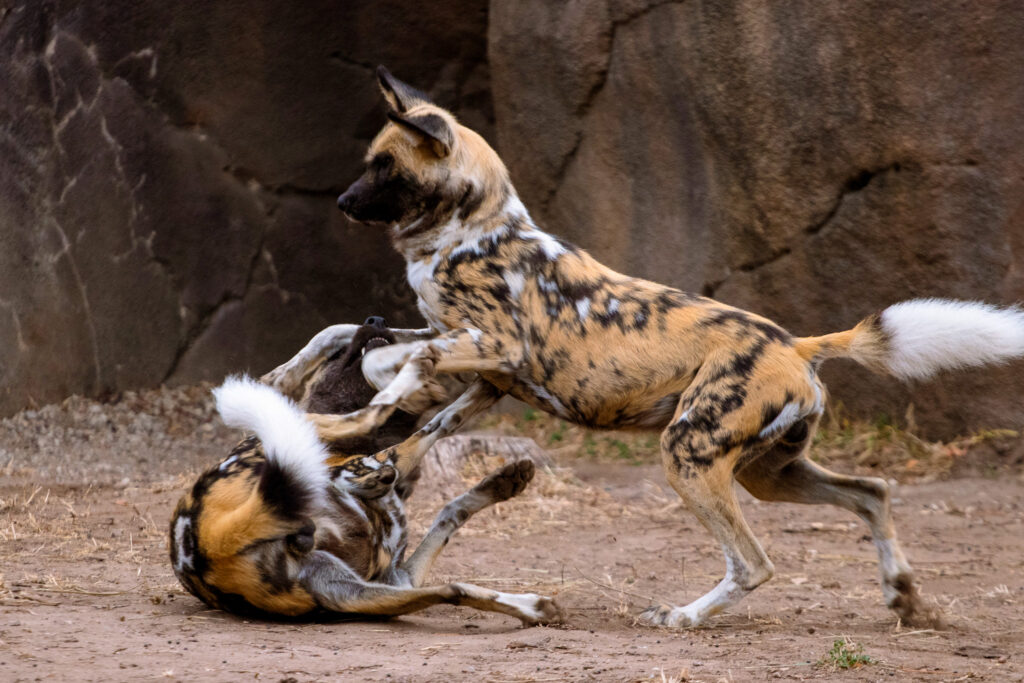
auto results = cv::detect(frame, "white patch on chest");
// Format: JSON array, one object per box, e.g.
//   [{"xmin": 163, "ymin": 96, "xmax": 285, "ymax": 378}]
[
  {"xmin": 406, "ymin": 253, "xmax": 440, "ymax": 298},
  {"xmin": 407, "ymin": 253, "xmax": 449, "ymax": 331}
]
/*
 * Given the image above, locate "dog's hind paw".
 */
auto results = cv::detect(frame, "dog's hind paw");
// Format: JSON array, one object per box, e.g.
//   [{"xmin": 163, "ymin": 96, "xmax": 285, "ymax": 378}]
[
  {"xmin": 473, "ymin": 460, "xmax": 535, "ymax": 503},
  {"xmin": 638, "ymin": 604, "xmax": 695, "ymax": 629},
  {"xmin": 513, "ymin": 594, "xmax": 564, "ymax": 626}
]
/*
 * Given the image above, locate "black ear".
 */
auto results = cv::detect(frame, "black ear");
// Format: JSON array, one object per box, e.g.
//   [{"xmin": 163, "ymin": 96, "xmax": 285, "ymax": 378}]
[
  {"xmin": 377, "ymin": 65, "xmax": 431, "ymax": 114},
  {"xmin": 387, "ymin": 111, "xmax": 453, "ymax": 158}
]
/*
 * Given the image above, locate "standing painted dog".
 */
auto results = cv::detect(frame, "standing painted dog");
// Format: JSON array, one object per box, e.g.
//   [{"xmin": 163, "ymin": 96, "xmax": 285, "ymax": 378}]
[{"xmin": 281, "ymin": 67, "xmax": 1024, "ymax": 629}]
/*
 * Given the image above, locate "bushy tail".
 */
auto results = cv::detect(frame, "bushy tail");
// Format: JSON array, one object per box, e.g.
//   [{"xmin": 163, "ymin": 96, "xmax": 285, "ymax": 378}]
[
  {"xmin": 795, "ymin": 299, "xmax": 1024, "ymax": 380},
  {"xmin": 213, "ymin": 375, "xmax": 329, "ymax": 497}
]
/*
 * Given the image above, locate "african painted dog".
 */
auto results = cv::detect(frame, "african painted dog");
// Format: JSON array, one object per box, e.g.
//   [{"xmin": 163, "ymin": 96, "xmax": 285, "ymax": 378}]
[
  {"xmin": 169, "ymin": 318, "xmax": 559, "ymax": 623},
  {"xmin": 279, "ymin": 67, "xmax": 1024, "ymax": 629}
]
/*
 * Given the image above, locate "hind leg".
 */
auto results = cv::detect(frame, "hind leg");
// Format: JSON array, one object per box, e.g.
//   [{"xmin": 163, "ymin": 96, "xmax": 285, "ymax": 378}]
[
  {"xmin": 736, "ymin": 417, "xmax": 943, "ymax": 627},
  {"xmin": 639, "ymin": 355, "xmax": 828, "ymax": 628},
  {"xmin": 641, "ymin": 450, "xmax": 776, "ymax": 628},
  {"xmin": 401, "ymin": 460, "xmax": 535, "ymax": 586}
]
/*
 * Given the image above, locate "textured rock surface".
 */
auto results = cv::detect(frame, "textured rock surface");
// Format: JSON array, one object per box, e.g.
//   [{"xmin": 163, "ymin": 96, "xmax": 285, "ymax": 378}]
[
  {"xmin": 0, "ymin": 0, "xmax": 491, "ymax": 413},
  {"xmin": 3, "ymin": 1, "xmax": 1022, "ymax": 437},
  {"xmin": 489, "ymin": 0, "xmax": 1024, "ymax": 436}
]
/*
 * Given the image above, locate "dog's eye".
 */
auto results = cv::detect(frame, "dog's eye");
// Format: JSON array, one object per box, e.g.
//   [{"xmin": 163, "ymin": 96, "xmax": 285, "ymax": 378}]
[{"xmin": 369, "ymin": 153, "xmax": 394, "ymax": 176}]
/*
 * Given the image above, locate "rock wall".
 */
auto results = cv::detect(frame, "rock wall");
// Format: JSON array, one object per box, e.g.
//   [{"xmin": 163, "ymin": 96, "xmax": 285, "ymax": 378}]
[
  {"xmin": 489, "ymin": 0, "xmax": 1024, "ymax": 436},
  {"xmin": 2, "ymin": 0, "xmax": 1022, "ymax": 436},
  {"xmin": 0, "ymin": 0, "xmax": 491, "ymax": 413}
]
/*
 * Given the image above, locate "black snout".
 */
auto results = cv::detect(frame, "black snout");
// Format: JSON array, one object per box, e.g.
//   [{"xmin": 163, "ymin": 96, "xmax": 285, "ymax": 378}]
[
  {"xmin": 363, "ymin": 316, "xmax": 387, "ymax": 328},
  {"xmin": 335, "ymin": 167, "xmax": 413, "ymax": 225},
  {"xmin": 336, "ymin": 188, "xmax": 354, "ymax": 212},
  {"xmin": 337, "ymin": 174, "xmax": 362, "ymax": 211}
]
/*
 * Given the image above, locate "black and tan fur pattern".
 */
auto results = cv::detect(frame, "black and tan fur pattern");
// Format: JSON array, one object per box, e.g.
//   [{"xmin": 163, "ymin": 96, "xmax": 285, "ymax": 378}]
[
  {"xmin": 284, "ymin": 67, "xmax": 1024, "ymax": 629},
  {"xmin": 169, "ymin": 318, "xmax": 559, "ymax": 623}
]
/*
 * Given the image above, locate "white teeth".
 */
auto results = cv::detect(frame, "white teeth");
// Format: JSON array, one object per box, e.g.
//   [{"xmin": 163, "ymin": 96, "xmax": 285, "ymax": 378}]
[{"xmin": 360, "ymin": 338, "xmax": 390, "ymax": 357}]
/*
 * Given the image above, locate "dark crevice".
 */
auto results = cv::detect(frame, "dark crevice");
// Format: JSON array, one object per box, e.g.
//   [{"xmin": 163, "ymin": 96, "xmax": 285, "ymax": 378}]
[
  {"xmin": 161, "ymin": 227, "xmax": 267, "ymax": 384},
  {"xmin": 804, "ymin": 161, "xmax": 909, "ymax": 237},
  {"xmin": 223, "ymin": 165, "xmax": 345, "ymax": 197},
  {"xmin": 541, "ymin": 0, "xmax": 685, "ymax": 213},
  {"xmin": 327, "ymin": 51, "xmax": 376, "ymax": 73},
  {"xmin": 704, "ymin": 159, "xmax": 975, "ymax": 298}
]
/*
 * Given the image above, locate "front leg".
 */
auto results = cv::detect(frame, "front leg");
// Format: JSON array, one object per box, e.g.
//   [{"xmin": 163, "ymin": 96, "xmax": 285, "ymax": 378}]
[
  {"xmin": 376, "ymin": 378, "xmax": 504, "ymax": 478},
  {"xmin": 261, "ymin": 324, "xmax": 435, "ymax": 400},
  {"xmin": 362, "ymin": 328, "xmax": 521, "ymax": 392},
  {"xmin": 298, "ymin": 550, "xmax": 559, "ymax": 625},
  {"xmin": 306, "ymin": 351, "xmax": 448, "ymax": 443},
  {"xmin": 402, "ymin": 460, "xmax": 535, "ymax": 586}
]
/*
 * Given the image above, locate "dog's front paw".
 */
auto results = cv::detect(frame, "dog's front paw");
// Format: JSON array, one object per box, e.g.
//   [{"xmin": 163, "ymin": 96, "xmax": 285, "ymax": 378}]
[
  {"xmin": 395, "ymin": 376, "xmax": 448, "ymax": 414},
  {"xmin": 473, "ymin": 460, "xmax": 535, "ymax": 503},
  {"xmin": 395, "ymin": 353, "xmax": 447, "ymax": 413}
]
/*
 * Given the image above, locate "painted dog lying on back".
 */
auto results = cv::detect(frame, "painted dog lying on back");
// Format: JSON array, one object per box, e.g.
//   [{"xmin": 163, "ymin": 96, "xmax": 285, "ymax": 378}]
[
  {"xmin": 169, "ymin": 317, "xmax": 559, "ymax": 623},
  {"xmin": 272, "ymin": 67, "xmax": 1024, "ymax": 629}
]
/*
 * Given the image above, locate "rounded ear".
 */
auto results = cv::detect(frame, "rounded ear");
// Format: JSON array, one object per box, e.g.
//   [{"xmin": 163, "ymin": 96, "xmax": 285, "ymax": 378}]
[
  {"xmin": 376, "ymin": 65, "xmax": 432, "ymax": 114},
  {"xmin": 386, "ymin": 111, "xmax": 453, "ymax": 158}
]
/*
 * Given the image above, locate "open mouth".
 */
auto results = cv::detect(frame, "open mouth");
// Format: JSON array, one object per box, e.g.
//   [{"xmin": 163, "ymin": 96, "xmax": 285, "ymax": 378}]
[{"xmin": 361, "ymin": 337, "xmax": 391, "ymax": 355}]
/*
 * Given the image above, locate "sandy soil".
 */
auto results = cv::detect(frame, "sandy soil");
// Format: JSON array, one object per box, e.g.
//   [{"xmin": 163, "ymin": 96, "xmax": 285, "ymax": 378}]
[{"xmin": 1, "ymin": 387, "xmax": 1023, "ymax": 682}]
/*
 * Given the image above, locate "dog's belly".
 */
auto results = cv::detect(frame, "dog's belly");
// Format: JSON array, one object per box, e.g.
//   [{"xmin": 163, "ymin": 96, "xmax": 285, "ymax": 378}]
[{"xmin": 505, "ymin": 375, "xmax": 683, "ymax": 430}]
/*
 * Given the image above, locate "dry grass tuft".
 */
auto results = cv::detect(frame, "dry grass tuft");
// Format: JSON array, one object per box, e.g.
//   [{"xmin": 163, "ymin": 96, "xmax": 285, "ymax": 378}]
[
  {"xmin": 475, "ymin": 403, "xmax": 1024, "ymax": 482},
  {"xmin": 813, "ymin": 403, "xmax": 1021, "ymax": 480}
]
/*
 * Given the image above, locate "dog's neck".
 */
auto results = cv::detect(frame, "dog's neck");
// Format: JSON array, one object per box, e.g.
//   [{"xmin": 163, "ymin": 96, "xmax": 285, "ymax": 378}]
[{"xmin": 388, "ymin": 183, "xmax": 535, "ymax": 262}]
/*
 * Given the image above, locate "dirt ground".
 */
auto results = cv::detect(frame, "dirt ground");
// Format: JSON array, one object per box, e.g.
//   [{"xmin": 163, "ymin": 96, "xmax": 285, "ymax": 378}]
[{"xmin": 2, "ymin": 386, "xmax": 1023, "ymax": 682}]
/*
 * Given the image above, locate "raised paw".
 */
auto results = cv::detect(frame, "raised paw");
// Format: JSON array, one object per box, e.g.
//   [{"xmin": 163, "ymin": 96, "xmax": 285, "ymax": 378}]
[
  {"xmin": 473, "ymin": 460, "xmax": 535, "ymax": 503},
  {"xmin": 394, "ymin": 352, "xmax": 447, "ymax": 414},
  {"xmin": 638, "ymin": 604, "xmax": 693, "ymax": 629},
  {"xmin": 395, "ymin": 375, "xmax": 448, "ymax": 415}
]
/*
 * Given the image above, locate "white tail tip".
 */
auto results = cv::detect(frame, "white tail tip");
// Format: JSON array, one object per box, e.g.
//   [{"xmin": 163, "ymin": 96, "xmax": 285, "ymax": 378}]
[
  {"xmin": 213, "ymin": 375, "xmax": 329, "ymax": 497},
  {"xmin": 880, "ymin": 299, "xmax": 1024, "ymax": 380}
]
